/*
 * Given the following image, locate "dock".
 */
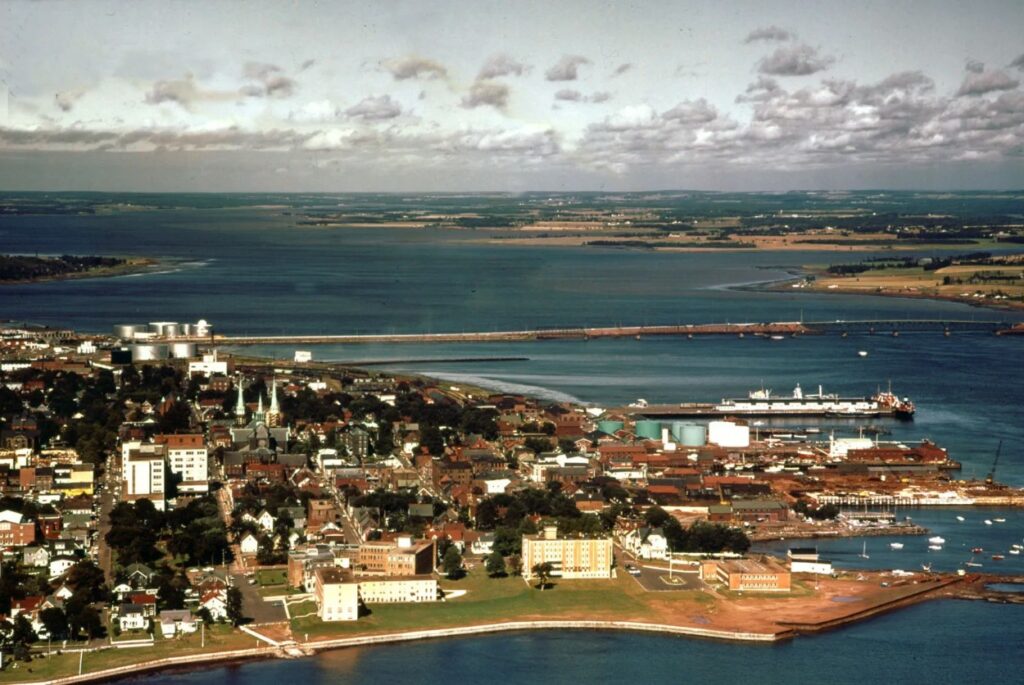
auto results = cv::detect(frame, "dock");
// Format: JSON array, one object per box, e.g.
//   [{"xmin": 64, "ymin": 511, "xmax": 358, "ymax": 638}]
[{"xmin": 153, "ymin": 318, "xmax": 1014, "ymax": 347}]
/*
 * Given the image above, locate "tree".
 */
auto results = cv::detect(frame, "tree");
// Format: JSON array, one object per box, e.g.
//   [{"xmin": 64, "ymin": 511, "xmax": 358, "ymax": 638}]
[
  {"xmin": 442, "ymin": 546, "xmax": 464, "ymax": 579},
  {"xmin": 531, "ymin": 562, "xmax": 554, "ymax": 590},
  {"xmin": 11, "ymin": 614, "xmax": 36, "ymax": 647},
  {"xmin": 485, "ymin": 551, "xmax": 506, "ymax": 578},
  {"xmin": 506, "ymin": 554, "xmax": 523, "ymax": 577},
  {"xmin": 39, "ymin": 607, "xmax": 68, "ymax": 640},
  {"xmin": 226, "ymin": 587, "xmax": 244, "ymax": 626},
  {"xmin": 195, "ymin": 607, "xmax": 214, "ymax": 625}
]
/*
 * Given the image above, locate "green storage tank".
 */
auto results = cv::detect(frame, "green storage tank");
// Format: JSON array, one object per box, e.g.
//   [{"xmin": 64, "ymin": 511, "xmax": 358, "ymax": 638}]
[
  {"xmin": 680, "ymin": 423, "xmax": 707, "ymax": 447},
  {"xmin": 635, "ymin": 419, "xmax": 662, "ymax": 441},
  {"xmin": 597, "ymin": 420, "xmax": 625, "ymax": 435}
]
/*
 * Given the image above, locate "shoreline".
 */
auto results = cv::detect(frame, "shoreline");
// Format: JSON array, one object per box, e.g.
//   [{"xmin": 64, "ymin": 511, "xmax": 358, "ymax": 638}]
[
  {"xmin": 11, "ymin": 583, "xmax": 968, "ymax": 685},
  {"xmin": 0, "ymin": 257, "xmax": 158, "ymax": 286}
]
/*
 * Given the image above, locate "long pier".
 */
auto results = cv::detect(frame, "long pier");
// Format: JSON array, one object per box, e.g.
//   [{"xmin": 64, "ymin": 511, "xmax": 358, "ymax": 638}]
[{"xmin": 162, "ymin": 319, "xmax": 1014, "ymax": 346}]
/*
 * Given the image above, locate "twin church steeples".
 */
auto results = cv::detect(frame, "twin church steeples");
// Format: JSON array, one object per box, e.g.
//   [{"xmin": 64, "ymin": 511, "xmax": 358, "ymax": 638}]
[{"xmin": 234, "ymin": 376, "xmax": 281, "ymax": 427}]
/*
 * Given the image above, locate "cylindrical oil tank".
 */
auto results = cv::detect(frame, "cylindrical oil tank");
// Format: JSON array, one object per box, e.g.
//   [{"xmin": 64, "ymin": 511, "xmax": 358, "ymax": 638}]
[
  {"xmin": 678, "ymin": 423, "xmax": 707, "ymax": 447},
  {"xmin": 634, "ymin": 419, "xmax": 662, "ymax": 441},
  {"xmin": 708, "ymin": 420, "xmax": 750, "ymax": 448},
  {"xmin": 113, "ymin": 324, "xmax": 146, "ymax": 339},
  {"xmin": 129, "ymin": 343, "xmax": 168, "ymax": 361},
  {"xmin": 195, "ymin": 319, "xmax": 211, "ymax": 337},
  {"xmin": 597, "ymin": 420, "xmax": 624, "ymax": 435},
  {"xmin": 149, "ymin": 321, "xmax": 179, "ymax": 337},
  {"xmin": 169, "ymin": 342, "xmax": 197, "ymax": 359},
  {"xmin": 179, "ymin": 323, "xmax": 193, "ymax": 336}
]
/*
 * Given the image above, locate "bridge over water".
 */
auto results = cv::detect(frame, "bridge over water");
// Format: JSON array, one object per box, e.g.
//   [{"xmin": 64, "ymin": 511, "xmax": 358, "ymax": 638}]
[{"xmin": 168, "ymin": 319, "xmax": 1017, "ymax": 346}]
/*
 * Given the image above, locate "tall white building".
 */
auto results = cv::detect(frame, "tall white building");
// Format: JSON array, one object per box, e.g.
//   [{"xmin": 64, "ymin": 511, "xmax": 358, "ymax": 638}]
[
  {"xmin": 123, "ymin": 444, "xmax": 167, "ymax": 510},
  {"xmin": 155, "ymin": 434, "xmax": 209, "ymax": 482}
]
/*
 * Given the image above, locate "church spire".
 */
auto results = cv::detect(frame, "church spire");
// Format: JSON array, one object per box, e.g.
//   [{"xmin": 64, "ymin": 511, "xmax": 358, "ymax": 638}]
[
  {"xmin": 234, "ymin": 376, "xmax": 246, "ymax": 426},
  {"xmin": 268, "ymin": 377, "xmax": 281, "ymax": 427}
]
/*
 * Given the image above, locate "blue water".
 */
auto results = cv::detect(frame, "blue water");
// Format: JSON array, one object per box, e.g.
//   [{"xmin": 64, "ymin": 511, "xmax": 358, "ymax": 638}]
[
  {"xmin": 138, "ymin": 601, "xmax": 1024, "ymax": 685},
  {"xmin": 3, "ymin": 202, "xmax": 1024, "ymax": 679}
]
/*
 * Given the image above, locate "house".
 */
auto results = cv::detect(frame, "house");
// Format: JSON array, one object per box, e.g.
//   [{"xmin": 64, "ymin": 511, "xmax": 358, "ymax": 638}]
[
  {"xmin": 48, "ymin": 556, "xmax": 77, "ymax": 579},
  {"xmin": 158, "ymin": 609, "xmax": 198, "ymax": 637},
  {"xmin": 239, "ymin": 532, "xmax": 260, "ymax": 556},
  {"xmin": 256, "ymin": 509, "xmax": 276, "ymax": 532},
  {"xmin": 201, "ymin": 590, "xmax": 228, "ymax": 621},
  {"xmin": 22, "ymin": 545, "xmax": 50, "ymax": 568},
  {"xmin": 470, "ymin": 532, "xmax": 495, "ymax": 556},
  {"xmin": 128, "ymin": 592, "xmax": 158, "ymax": 618},
  {"xmin": 622, "ymin": 527, "xmax": 669, "ymax": 561},
  {"xmin": 117, "ymin": 604, "xmax": 149, "ymax": 632},
  {"xmin": 124, "ymin": 562, "xmax": 155, "ymax": 589}
]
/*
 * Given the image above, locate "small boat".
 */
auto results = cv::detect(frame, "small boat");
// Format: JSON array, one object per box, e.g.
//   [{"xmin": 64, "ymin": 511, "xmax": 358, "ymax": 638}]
[
  {"xmin": 972, "ymin": 547, "xmax": 984, "ymax": 554},
  {"xmin": 857, "ymin": 350, "xmax": 868, "ymax": 357},
  {"xmin": 1010, "ymin": 549, "xmax": 1020, "ymax": 555},
  {"xmin": 859, "ymin": 541, "xmax": 870, "ymax": 559},
  {"xmin": 994, "ymin": 518, "xmax": 1006, "ymax": 523},
  {"xmin": 965, "ymin": 561, "xmax": 983, "ymax": 568},
  {"xmin": 1012, "ymin": 544, "xmax": 1022, "ymax": 550},
  {"xmin": 770, "ymin": 335, "xmax": 785, "ymax": 341},
  {"xmin": 984, "ymin": 519, "xmax": 993, "ymax": 525},
  {"xmin": 928, "ymin": 545, "xmax": 943, "ymax": 551},
  {"xmin": 992, "ymin": 554, "xmax": 1005, "ymax": 561},
  {"xmin": 889, "ymin": 542, "xmax": 904, "ymax": 550},
  {"xmin": 928, "ymin": 536, "xmax": 946, "ymax": 544},
  {"xmin": 956, "ymin": 516, "xmax": 965, "ymax": 522}
]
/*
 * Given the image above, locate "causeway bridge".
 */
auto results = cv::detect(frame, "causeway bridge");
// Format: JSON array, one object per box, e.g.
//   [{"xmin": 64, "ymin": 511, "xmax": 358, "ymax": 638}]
[{"xmin": 166, "ymin": 319, "xmax": 1017, "ymax": 346}]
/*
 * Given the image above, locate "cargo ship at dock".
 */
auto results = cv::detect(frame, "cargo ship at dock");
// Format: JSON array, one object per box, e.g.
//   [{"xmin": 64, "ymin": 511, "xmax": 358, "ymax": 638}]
[
  {"xmin": 714, "ymin": 384, "xmax": 915, "ymax": 419},
  {"xmin": 623, "ymin": 384, "xmax": 915, "ymax": 419}
]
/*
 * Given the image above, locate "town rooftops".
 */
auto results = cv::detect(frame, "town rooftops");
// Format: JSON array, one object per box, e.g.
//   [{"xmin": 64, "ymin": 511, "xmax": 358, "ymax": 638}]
[{"xmin": 315, "ymin": 567, "xmax": 355, "ymax": 584}]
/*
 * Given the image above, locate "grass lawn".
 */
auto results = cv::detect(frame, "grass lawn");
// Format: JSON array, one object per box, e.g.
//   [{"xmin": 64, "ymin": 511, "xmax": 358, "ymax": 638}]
[
  {"xmin": 292, "ymin": 570, "xmax": 713, "ymax": 641},
  {"xmin": 256, "ymin": 569, "xmax": 288, "ymax": 586},
  {"xmin": 0, "ymin": 625, "xmax": 252, "ymax": 684}
]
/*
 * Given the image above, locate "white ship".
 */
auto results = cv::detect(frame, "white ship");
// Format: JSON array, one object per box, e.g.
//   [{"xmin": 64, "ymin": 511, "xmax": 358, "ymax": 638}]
[{"xmin": 714, "ymin": 383, "xmax": 915, "ymax": 419}]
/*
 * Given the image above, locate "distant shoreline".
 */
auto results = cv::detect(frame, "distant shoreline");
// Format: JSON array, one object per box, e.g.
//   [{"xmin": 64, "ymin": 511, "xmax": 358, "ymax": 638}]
[{"xmin": 0, "ymin": 256, "xmax": 158, "ymax": 286}]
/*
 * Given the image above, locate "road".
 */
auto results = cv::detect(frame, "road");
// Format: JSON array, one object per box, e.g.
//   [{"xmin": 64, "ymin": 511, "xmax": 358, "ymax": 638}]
[{"xmin": 95, "ymin": 452, "xmax": 121, "ymax": 583}]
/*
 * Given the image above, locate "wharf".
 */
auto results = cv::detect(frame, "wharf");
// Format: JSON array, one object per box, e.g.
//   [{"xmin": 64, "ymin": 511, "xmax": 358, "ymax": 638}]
[{"xmin": 608, "ymin": 403, "xmax": 903, "ymax": 418}]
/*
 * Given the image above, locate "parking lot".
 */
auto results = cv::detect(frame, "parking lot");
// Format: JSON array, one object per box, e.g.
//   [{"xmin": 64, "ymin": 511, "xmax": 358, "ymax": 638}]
[{"xmin": 626, "ymin": 563, "xmax": 705, "ymax": 592}]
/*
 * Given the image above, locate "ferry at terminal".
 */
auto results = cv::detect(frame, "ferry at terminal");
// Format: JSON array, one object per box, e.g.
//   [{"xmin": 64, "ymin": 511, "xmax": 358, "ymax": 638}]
[{"xmin": 713, "ymin": 383, "xmax": 915, "ymax": 419}]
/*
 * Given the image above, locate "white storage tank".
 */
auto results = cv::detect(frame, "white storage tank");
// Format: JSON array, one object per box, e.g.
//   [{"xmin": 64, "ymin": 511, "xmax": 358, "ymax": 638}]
[
  {"xmin": 169, "ymin": 342, "xmax": 197, "ymax": 359},
  {"xmin": 195, "ymin": 319, "xmax": 211, "ymax": 337},
  {"xmin": 149, "ymin": 321, "xmax": 179, "ymax": 337},
  {"xmin": 113, "ymin": 324, "xmax": 147, "ymax": 339},
  {"xmin": 708, "ymin": 420, "xmax": 750, "ymax": 448},
  {"xmin": 128, "ymin": 343, "xmax": 169, "ymax": 361}
]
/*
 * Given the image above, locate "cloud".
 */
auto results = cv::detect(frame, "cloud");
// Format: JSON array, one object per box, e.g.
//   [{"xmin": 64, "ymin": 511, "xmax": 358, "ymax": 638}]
[
  {"xmin": 462, "ymin": 81, "xmax": 509, "ymax": 109},
  {"xmin": 384, "ymin": 56, "xmax": 447, "ymax": 81},
  {"xmin": 554, "ymin": 89, "xmax": 611, "ymax": 104},
  {"xmin": 345, "ymin": 94, "xmax": 402, "ymax": 120},
  {"xmin": 744, "ymin": 26, "xmax": 794, "ymax": 43},
  {"xmin": 288, "ymin": 100, "xmax": 341, "ymax": 123},
  {"xmin": 0, "ymin": 124, "xmax": 311, "ymax": 151},
  {"xmin": 1012, "ymin": 53, "xmax": 1024, "ymax": 70},
  {"xmin": 477, "ymin": 54, "xmax": 528, "ymax": 80},
  {"xmin": 758, "ymin": 44, "xmax": 835, "ymax": 76},
  {"xmin": 242, "ymin": 62, "xmax": 297, "ymax": 99},
  {"xmin": 299, "ymin": 59, "xmax": 316, "ymax": 72},
  {"xmin": 144, "ymin": 73, "xmax": 237, "ymax": 108},
  {"xmin": 956, "ymin": 62, "xmax": 1019, "ymax": 97},
  {"xmin": 611, "ymin": 63, "xmax": 633, "ymax": 77},
  {"xmin": 54, "ymin": 90, "xmax": 86, "ymax": 112},
  {"xmin": 662, "ymin": 98, "xmax": 718, "ymax": 124},
  {"xmin": 545, "ymin": 55, "xmax": 591, "ymax": 81}
]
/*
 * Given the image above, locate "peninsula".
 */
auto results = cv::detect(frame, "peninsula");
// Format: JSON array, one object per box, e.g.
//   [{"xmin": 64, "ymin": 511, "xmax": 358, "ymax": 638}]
[
  {"xmin": 1, "ymin": 321, "xmax": 1023, "ymax": 684},
  {"xmin": 0, "ymin": 255, "xmax": 155, "ymax": 285}
]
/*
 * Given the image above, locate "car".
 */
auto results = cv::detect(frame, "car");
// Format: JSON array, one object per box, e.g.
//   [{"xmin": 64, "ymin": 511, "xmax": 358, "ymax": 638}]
[{"xmin": 625, "ymin": 564, "xmax": 641, "ymax": 576}]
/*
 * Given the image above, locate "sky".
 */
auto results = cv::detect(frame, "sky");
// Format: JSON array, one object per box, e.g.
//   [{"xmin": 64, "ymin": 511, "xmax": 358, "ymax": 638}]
[{"xmin": 1, "ymin": 0, "xmax": 1023, "ymax": 192}]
